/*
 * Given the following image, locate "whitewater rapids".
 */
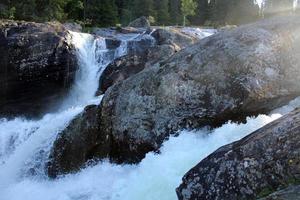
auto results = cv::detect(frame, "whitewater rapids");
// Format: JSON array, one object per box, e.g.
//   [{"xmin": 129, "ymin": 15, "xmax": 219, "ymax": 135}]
[{"xmin": 0, "ymin": 29, "xmax": 299, "ymax": 200}]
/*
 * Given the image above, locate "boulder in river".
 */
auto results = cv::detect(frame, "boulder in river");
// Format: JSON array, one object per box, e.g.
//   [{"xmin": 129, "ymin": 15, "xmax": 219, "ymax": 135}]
[
  {"xmin": 0, "ymin": 20, "xmax": 78, "ymax": 117},
  {"xmin": 177, "ymin": 108, "xmax": 300, "ymax": 200},
  {"xmin": 128, "ymin": 16, "xmax": 151, "ymax": 28},
  {"xmin": 97, "ymin": 27, "xmax": 204, "ymax": 95},
  {"xmin": 48, "ymin": 15, "xmax": 300, "ymax": 177}
]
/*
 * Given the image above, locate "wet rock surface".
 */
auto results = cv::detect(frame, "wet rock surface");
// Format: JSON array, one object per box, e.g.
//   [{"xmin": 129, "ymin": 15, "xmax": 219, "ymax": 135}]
[
  {"xmin": 177, "ymin": 108, "xmax": 300, "ymax": 200},
  {"xmin": 0, "ymin": 20, "xmax": 77, "ymax": 117},
  {"xmin": 48, "ymin": 15, "xmax": 300, "ymax": 177},
  {"xmin": 47, "ymin": 105, "xmax": 104, "ymax": 178}
]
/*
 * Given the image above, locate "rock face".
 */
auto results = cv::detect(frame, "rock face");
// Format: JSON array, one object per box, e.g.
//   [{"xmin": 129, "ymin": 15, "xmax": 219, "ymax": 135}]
[
  {"xmin": 48, "ymin": 15, "xmax": 300, "ymax": 177},
  {"xmin": 98, "ymin": 44, "xmax": 177, "ymax": 95},
  {"xmin": 177, "ymin": 108, "xmax": 300, "ymax": 200},
  {"xmin": 0, "ymin": 20, "xmax": 77, "ymax": 117},
  {"xmin": 128, "ymin": 16, "xmax": 150, "ymax": 28},
  {"xmin": 97, "ymin": 27, "xmax": 201, "ymax": 94},
  {"xmin": 151, "ymin": 28, "xmax": 198, "ymax": 49},
  {"xmin": 47, "ymin": 105, "xmax": 105, "ymax": 178}
]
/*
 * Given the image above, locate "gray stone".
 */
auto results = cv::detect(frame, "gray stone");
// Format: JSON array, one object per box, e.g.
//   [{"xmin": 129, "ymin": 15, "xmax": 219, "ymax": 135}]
[
  {"xmin": 128, "ymin": 16, "xmax": 150, "ymax": 28},
  {"xmin": 0, "ymin": 20, "xmax": 78, "ymax": 117},
  {"xmin": 48, "ymin": 15, "xmax": 300, "ymax": 177},
  {"xmin": 177, "ymin": 108, "xmax": 300, "ymax": 200}
]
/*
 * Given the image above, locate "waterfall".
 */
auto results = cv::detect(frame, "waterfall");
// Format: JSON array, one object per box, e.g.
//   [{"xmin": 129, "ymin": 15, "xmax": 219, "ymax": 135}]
[
  {"xmin": 0, "ymin": 28, "xmax": 298, "ymax": 200},
  {"xmin": 0, "ymin": 32, "xmax": 105, "ymax": 186},
  {"xmin": 0, "ymin": 31, "xmax": 145, "ymax": 188}
]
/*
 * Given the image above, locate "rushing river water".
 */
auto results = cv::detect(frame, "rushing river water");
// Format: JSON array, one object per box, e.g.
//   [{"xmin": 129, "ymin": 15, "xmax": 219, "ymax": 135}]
[{"xmin": 0, "ymin": 29, "xmax": 299, "ymax": 200}]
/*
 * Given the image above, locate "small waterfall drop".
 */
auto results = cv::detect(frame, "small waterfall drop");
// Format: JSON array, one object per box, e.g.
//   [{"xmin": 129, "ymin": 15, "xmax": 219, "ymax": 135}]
[{"xmin": 0, "ymin": 30, "xmax": 146, "ymax": 188}]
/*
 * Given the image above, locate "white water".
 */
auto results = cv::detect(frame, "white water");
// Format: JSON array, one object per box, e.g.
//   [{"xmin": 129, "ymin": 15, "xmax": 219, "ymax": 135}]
[
  {"xmin": 1, "ymin": 98, "xmax": 300, "ymax": 200},
  {"xmin": 0, "ymin": 28, "xmax": 298, "ymax": 200},
  {"xmin": 0, "ymin": 31, "xmax": 141, "ymax": 193},
  {"xmin": 181, "ymin": 27, "xmax": 217, "ymax": 39},
  {"xmin": 254, "ymin": 0, "xmax": 299, "ymax": 11}
]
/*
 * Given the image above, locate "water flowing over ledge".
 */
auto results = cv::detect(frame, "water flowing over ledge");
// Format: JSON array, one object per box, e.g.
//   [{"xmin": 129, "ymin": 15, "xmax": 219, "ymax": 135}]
[{"xmin": 0, "ymin": 31, "xmax": 149, "ymax": 187}]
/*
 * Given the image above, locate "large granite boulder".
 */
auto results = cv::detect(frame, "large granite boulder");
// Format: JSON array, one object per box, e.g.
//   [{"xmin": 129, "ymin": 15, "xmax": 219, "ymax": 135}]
[
  {"xmin": 128, "ymin": 16, "xmax": 150, "ymax": 28},
  {"xmin": 48, "ymin": 15, "xmax": 300, "ymax": 177},
  {"xmin": 0, "ymin": 20, "xmax": 78, "ymax": 117},
  {"xmin": 97, "ymin": 44, "xmax": 177, "ymax": 95},
  {"xmin": 47, "ymin": 105, "xmax": 106, "ymax": 178},
  {"xmin": 151, "ymin": 28, "xmax": 199, "ymax": 49},
  {"xmin": 177, "ymin": 108, "xmax": 300, "ymax": 200},
  {"xmin": 97, "ymin": 27, "xmax": 203, "ymax": 95}
]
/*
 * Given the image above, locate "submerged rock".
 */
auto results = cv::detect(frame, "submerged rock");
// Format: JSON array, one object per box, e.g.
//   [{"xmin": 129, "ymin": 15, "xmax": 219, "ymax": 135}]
[
  {"xmin": 48, "ymin": 15, "xmax": 300, "ymax": 177},
  {"xmin": 0, "ymin": 20, "xmax": 77, "ymax": 117},
  {"xmin": 177, "ymin": 108, "xmax": 300, "ymax": 200}
]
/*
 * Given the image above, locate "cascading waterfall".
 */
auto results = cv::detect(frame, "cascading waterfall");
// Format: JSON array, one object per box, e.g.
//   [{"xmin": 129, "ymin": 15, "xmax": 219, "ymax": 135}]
[
  {"xmin": 0, "ymin": 31, "xmax": 142, "ymax": 189},
  {"xmin": 0, "ymin": 28, "xmax": 299, "ymax": 200}
]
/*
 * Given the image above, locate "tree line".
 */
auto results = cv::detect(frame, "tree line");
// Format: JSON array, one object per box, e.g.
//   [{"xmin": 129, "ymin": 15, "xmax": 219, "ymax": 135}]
[{"xmin": 0, "ymin": 0, "xmax": 298, "ymax": 27}]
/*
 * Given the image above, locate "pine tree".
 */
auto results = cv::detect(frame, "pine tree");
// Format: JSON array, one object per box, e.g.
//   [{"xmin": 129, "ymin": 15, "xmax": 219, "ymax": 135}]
[
  {"xmin": 64, "ymin": 0, "xmax": 84, "ymax": 21},
  {"xmin": 133, "ymin": 0, "xmax": 155, "ymax": 19},
  {"xmin": 11, "ymin": 0, "xmax": 37, "ymax": 20},
  {"xmin": 118, "ymin": 0, "xmax": 134, "ymax": 25},
  {"xmin": 154, "ymin": 0, "xmax": 170, "ymax": 25},
  {"xmin": 169, "ymin": 0, "xmax": 182, "ymax": 25},
  {"xmin": 86, "ymin": 0, "xmax": 118, "ymax": 27},
  {"xmin": 181, "ymin": 0, "xmax": 198, "ymax": 26},
  {"xmin": 190, "ymin": 0, "xmax": 209, "ymax": 25}
]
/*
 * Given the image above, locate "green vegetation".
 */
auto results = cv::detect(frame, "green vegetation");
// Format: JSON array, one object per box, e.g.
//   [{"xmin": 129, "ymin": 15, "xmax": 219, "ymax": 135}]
[
  {"xmin": 0, "ymin": 0, "xmax": 298, "ymax": 27},
  {"xmin": 181, "ymin": 0, "xmax": 198, "ymax": 26}
]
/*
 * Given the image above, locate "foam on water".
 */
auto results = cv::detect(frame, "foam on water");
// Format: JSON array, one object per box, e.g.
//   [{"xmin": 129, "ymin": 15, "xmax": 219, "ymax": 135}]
[
  {"xmin": 1, "ymin": 97, "xmax": 300, "ymax": 200},
  {"xmin": 182, "ymin": 27, "xmax": 217, "ymax": 39},
  {"xmin": 0, "ymin": 31, "xmax": 138, "ymax": 189}
]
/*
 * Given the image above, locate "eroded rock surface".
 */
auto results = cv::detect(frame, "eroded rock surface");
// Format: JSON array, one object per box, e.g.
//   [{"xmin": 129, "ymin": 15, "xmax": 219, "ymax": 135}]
[
  {"xmin": 177, "ymin": 108, "xmax": 300, "ymax": 200},
  {"xmin": 0, "ymin": 20, "xmax": 77, "ymax": 117}
]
